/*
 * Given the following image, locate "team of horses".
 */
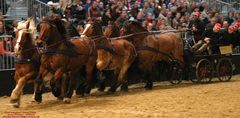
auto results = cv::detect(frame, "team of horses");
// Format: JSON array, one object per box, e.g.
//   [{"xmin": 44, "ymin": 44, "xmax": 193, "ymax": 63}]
[{"xmin": 9, "ymin": 16, "xmax": 184, "ymax": 108}]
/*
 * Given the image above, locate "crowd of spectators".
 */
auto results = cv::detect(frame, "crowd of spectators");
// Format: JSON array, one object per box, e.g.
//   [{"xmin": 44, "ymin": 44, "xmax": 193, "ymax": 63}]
[
  {"xmin": 46, "ymin": 0, "xmax": 239, "ymax": 30},
  {"xmin": 45, "ymin": 0, "xmax": 240, "ymax": 54},
  {"xmin": 1, "ymin": 0, "xmax": 240, "ymax": 55}
]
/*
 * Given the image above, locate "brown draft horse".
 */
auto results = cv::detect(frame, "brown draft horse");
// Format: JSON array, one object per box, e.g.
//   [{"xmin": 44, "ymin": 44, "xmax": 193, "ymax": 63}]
[
  {"xmin": 82, "ymin": 19, "xmax": 136, "ymax": 93},
  {"xmin": 120, "ymin": 20, "xmax": 184, "ymax": 89},
  {"xmin": 36, "ymin": 16, "xmax": 96, "ymax": 103},
  {"xmin": 104, "ymin": 23, "xmax": 121, "ymax": 38},
  {"xmin": 9, "ymin": 18, "xmax": 42, "ymax": 108}
]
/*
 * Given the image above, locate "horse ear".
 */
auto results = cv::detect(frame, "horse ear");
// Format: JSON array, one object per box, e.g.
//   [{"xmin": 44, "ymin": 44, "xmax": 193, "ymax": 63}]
[
  {"xmin": 26, "ymin": 20, "xmax": 30, "ymax": 29},
  {"xmin": 29, "ymin": 17, "xmax": 35, "ymax": 31}
]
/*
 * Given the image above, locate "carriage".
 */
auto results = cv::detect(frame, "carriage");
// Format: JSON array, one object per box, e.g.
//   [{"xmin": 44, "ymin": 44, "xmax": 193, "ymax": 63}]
[{"xmin": 169, "ymin": 31, "xmax": 235, "ymax": 84}]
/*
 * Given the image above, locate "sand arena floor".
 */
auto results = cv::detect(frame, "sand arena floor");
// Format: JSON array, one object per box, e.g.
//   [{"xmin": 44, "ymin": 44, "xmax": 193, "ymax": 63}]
[{"xmin": 0, "ymin": 75, "xmax": 240, "ymax": 118}]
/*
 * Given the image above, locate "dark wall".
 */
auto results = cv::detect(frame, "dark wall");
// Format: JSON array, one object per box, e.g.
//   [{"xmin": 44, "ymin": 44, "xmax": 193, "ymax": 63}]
[
  {"xmin": 232, "ymin": 54, "xmax": 240, "ymax": 74},
  {"xmin": 0, "ymin": 70, "xmax": 15, "ymax": 96},
  {"xmin": 0, "ymin": 54, "xmax": 240, "ymax": 97},
  {"xmin": 0, "ymin": 70, "xmax": 34, "ymax": 97}
]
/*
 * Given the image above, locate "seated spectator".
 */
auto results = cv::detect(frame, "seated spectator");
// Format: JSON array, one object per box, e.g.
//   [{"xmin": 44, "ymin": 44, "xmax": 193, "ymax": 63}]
[
  {"xmin": 0, "ymin": 40, "xmax": 13, "ymax": 55},
  {"xmin": 157, "ymin": 18, "xmax": 173, "ymax": 30},
  {"xmin": 70, "ymin": 0, "xmax": 86, "ymax": 26},
  {"xmin": 47, "ymin": 1, "xmax": 63, "ymax": 17},
  {"xmin": 0, "ymin": 20, "xmax": 5, "ymax": 35},
  {"xmin": 143, "ymin": 13, "xmax": 154, "ymax": 28},
  {"xmin": 87, "ymin": 0, "xmax": 101, "ymax": 20},
  {"xmin": 115, "ymin": 9, "xmax": 129, "ymax": 28},
  {"xmin": 225, "ymin": 11, "xmax": 235, "ymax": 25},
  {"xmin": 206, "ymin": 18, "xmax": 217, "ymax": 30},
  {"xmin": 222, "ymin": 21, "xmax": 229, "ymax": 29},
  {"xmin": 147, "ymin": 23, "xmax": 156, "ymax": 31}
]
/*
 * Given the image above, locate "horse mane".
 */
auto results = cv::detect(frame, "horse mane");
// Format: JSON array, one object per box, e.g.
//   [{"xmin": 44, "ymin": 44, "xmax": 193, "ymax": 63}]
[
  {"xmin": 129, "ymin": 20, "xmax": 148, "ymax": 32},
  {"xmin": 92, "ymin": 19, "xmax": 103, "ymax": 36},
  {"xmin": 111, "ymin": 23, "xmax": 120, "ymax": 36},
  {"xmin": 25, "ymin": 32, "xmax": 34, "ymax": 47},
  {"xmin": 43, "ymin": 14, "xmax": 75, "ymax": 48}
]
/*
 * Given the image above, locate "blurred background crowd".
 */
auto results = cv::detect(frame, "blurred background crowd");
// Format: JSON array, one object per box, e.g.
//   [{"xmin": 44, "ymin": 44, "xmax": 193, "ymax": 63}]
[{"xmin": 0, "ymin": 0, "xmax": 240, "ymax": 54}]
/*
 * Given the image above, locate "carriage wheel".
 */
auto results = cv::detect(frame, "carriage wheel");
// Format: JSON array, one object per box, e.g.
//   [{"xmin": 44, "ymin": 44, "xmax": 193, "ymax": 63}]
[
  {"xmin": 216, "ymin": 58, "xmax": 233, "ymax": 82},
  {"xmin": 169, "ymin": 60, "xmax": 183, "ymax": 85},
  {"xmin": 196, "ymin": 59, "xmax": 213, "ymax": 83}
]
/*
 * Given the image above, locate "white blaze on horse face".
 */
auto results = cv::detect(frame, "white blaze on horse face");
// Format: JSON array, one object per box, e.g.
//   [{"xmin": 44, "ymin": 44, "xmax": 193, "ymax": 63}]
[
  {"xmin": 14, "ymin": 30, "xmax": 24, "ymax": 53},
  {"xmin": 81, "ymin": 23, "xmax": 91, "ymax": 37}
]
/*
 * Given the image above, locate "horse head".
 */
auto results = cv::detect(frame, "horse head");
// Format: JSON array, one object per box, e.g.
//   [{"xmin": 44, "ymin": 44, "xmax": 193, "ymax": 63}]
[
  {"xmin": 14, "ymin": 17, "xmax": 35, "ymax": 57},
  {"xmin": 104, "ymin": 22, "xmax": 120, "ymax": 38},
  {"xmin": 81, "ymin": 18, "xmax": 110, "ymax": 45},
  {"xmin": 81, "ymin": 18, "xmax": 103, "ymax": 38},
  {"xmin": 120, "ymin": 20, "xmax": 148, "ymax": 36},
  {"xmin": 37, "ymin": 14, "xmax": 66, "ymax": 45}
]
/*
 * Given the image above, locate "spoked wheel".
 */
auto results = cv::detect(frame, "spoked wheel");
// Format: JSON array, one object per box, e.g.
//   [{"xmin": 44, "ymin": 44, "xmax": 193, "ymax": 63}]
[
  {"xmin": 196, "ymin": 59, "xmax": 213, "ymax": 83},
  {"xmin": 216, "ymin": 58, "xmax": 233, "ymax": 82},
  {"xmin": 168, "ymin": 60, "xmax": 183, "ymax": 85}
]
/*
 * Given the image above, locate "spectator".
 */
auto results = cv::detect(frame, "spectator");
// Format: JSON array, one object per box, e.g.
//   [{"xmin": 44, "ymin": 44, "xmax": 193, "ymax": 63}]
[
  {"xmin": 87, "ymin": 0, "xmax": 101, "ymax": 20},
  {"xmin": 70, "ymin": 0, "xmax": 86, "ymax": 26},
  {"xmin": 205, "ymin": 18, "xmax": 217, "ymax": 30},
  {"xmin": 47, "ymin": 1, "xmax": 63, "ymax": 17},
  {"xmin": 115, "ymin": 9, "xmax": 129, "ymax": 28},
  {"xmin": 130, "ymin": 1, "xmax": 140, "ymax": 19},
  {"xmin": 222, "ymin": 21, "xmax": 229, "ymax": 29},
  {"xmin": 225, "ymin": 11, "xmax": 235, "ymax": 25},
  {"xmin": 102, "ymin": 9, "xmax": 113, "ymax": 26},
  {"xmin": 0, "ymin": 20, "xmax": 5, "ymax": 35},
  {"xmin": 199, "ymin": 1, "xmax": 206, "ymax": 12}
]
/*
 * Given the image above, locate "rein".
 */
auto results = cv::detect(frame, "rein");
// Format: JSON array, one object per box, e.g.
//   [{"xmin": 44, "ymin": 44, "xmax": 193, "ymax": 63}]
[{"xmin": 108, "ymin": 29, "xmax": 191, "ymax": 40}]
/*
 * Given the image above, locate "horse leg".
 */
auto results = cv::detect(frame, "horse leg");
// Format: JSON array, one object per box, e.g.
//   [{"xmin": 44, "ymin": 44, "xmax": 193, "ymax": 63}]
[
  {"xmin": 97, "ymin": 71, "xmax": 106, "ymax": 92},
  {"xmin": 108, "ymin": 70, "xmax": 119, "ymax": 93},
  {"xmin": 34, "ymin": 74, "xmax": 44, "ymax": 103},
  {"xmin": 120, "ymin": 78, "xmax": 128, "ymax": 92},
  {"xmin": 145, "ymin": 72, "xmax": 153, "ymax": 90},
  {"xmin": 50, "ymin": 68, "xmax": 64, "ymax": 98},
  {"xmin": 63, "ymin": 72, "xmax": 76, "ymax": 103},
  {"xmin": 33, "ymin": 67, "xmax": 50, "ymax": 103},
  {"xmin": 108, "ymin": 64, "xmax": 130, "ymax": 93},
  {"xmin": 144, "ymin": 68, "xmax": 153, "ymax": 90},
  {"xmin": 10, "ymin": 72, "xmax": 34, "ymax": 108},
  {"xmin": 84, "ymin": 61, "xmax": 97, "ymax": 95}
]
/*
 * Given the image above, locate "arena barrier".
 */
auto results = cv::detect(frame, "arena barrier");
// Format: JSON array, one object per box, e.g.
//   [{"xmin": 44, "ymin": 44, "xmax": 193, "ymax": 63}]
[{"xmin": 0, "ymin": 35, "xmax": 15, "ymax": 71}]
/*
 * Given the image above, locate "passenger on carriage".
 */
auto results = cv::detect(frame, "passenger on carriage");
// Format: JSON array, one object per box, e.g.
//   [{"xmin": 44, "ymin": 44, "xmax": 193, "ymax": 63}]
[
  {"xmin": 218, "ymin": 25, "xmax": 237, "ymax": 47},
  {"xmin": 188, "ymin": 12, "xmax": 205, "ymax": 44},
  {"xmin": 233, "ymin": 22, "xmax": 240, "ymax": 51},
  {"xmin": 191, "ymin": 23, "xmax": 222, "ymax": 54}
]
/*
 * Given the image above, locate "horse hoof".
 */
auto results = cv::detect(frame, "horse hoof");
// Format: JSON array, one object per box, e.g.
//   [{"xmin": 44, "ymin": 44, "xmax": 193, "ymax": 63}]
[
  {"xmin": 144, "ymin": 85, "xmax": 153, "ymax": 90},
  {"xmin": 106, "ymin": 90, "xmax": 115, "ymax": 95},
  {"xmin": 75, "ymin": 94, "xmax": 84, "ymax": 98},
  {"xmin": 98, "ymin": 88, "xmax": 105, "ymax": 92},
  {"xmin": 63, "ymin": 98, "xmax": 71, "ymax": 104},
  {"xmin": 29, "ymin": 100, "xmax": 41, "ymax": 104},
  {"xmin": 34, "ymin": 96, "xmax": 42, "ymax": 103},
  {"xmin": 57, "ymin": 97, "xmax": 63, "ymax": 100},
  {"xmin": 9, "ymin": 99, "xmax": 20, "ymax": 108},
  {"xmin": 120, "ymin": 86, "xmax": 128, "ymax": 92}
]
